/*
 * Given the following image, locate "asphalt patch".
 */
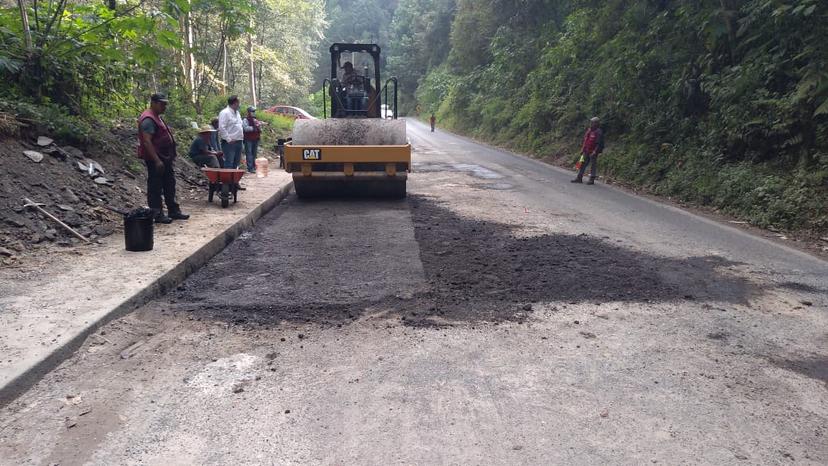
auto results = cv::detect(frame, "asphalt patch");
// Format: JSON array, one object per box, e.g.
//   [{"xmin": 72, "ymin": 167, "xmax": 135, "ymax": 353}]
[{"xmin": 167, "ymin": 196, "xmax": 760, "ymax": 328}]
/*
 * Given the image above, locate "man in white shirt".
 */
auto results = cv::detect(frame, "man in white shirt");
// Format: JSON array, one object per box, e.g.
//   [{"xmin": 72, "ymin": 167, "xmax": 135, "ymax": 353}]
[{"xmin": 218, "ymin": 95, "xmax": 244, "ymax": 170}]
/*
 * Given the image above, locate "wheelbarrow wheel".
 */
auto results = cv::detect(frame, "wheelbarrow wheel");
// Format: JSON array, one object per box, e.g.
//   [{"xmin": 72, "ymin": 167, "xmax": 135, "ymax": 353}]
[
  {"xmin": 221, "ymin": 183, "xmax": 230, "ymax": 208},
  {"xmin": 208, "ymin": 183, "xmax": 215, "ymax": 203}
]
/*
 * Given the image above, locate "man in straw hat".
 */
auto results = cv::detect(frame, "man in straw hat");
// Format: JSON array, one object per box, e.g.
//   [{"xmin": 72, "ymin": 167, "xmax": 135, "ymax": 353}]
[
  {"xmin": 571, "ymin": 116, "xmax": 605, "ymax": 185},
  {"xmin": 189, "ymin": 124, "xmax": 222, "ymax": 168}
]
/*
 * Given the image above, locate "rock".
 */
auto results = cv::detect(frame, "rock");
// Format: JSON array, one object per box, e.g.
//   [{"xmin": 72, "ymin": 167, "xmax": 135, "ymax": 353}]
[
  {"xmin": 36, "ymin": 136, "xmax": 54, "ymax": 147},
  {"xmin": 63, "ymin": 146, "xmax": 84, "ymax": 159},
  {"xmin": 94, "ymin": 225, "xmax": 115, "ymax": 237},
  {"xmin": 580, "ymin": 331, "xmax": 597, "ymax": 339},
  {"xmin": 801, "ymin": 300, "xmax": 813, "ymax": 306},
  {"xmin": 85, "ymin": 159, "xmax": 105, "ymax": 176},
  {"xmin": 5, "ymin": 217, "xmax": 26, "ymax": 228},
  {"xmin": 57, "ymin": 204, "xmax": 75, "ymax": 212},
  {"xmin": 0, "ymin": 247, "xmax": 13, "ymax": 257},
  {"xmin": 43, "ymin": 147, "xmax": 67, "ymax": 160},
  {"xmin": 23, "ymin": 150, "xmax": 45, "ymax": 163},
  {"xmin": 77, "ymin": 161, "xmax": 89, "ymax": 172},
  {"xmin": 62, "ymin": 187, "xmax": 80, "ymax": 203},
  {"xmin": 63, "ymin": 212, "xmax": 83, "ymax": 227},
  {"xmin": 599, "ymin": 408, "xmax": 609, "ymax": 418},
  {"xmin": 93, "ymin": 177, "xmax": 110, "ymax": 185}
]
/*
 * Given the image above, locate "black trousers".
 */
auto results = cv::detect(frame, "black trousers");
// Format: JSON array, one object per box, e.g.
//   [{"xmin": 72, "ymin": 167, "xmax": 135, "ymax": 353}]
[{"xmin": 145, "ymin": 158, "xmax": 179, "ymax": 213}]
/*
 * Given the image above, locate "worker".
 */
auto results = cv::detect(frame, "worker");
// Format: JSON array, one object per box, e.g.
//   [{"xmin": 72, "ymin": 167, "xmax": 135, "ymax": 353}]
[
  {"xmin": 341, "ymin": 61, "xmax": 362, "ymax": 87},
  {"xmin": 218, "ymin": 95, "xmax": 244, "ymax": 170},
  {"xmin": 430, "ymin": 113, "xmax": 436, "ymax": 132},
  {"xmin": 189, "ymin": 124, "xmax": 221, "ymax": 168},
  {"xmin": 136, "ymin": 93, "xmax": 189, "ymax": 224},
  {"xmin": 209, "ymin": 118, "xmax": 221, "ymax": 151},
  {"xmin": 218, "ymin": 95, "xmax": 246, "ymax": 190},
  {"xmin": 243, "ymin": 106, "xmax": 263, "ymax": 174},
  {"xmin": 571, "ymin": 116, "xmax": 605, "ymax": 185},
  {"xmin": 208, "ymin": 117, "xmax": 224, "ymax": 166},
  {"xmin": 341, "ymin": 61, "xmax": 364, "ymax": 113}
]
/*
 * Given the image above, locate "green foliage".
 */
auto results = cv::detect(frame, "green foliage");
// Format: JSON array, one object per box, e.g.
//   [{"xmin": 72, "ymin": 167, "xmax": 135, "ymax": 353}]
[
  {"xmin": 390, "ymin": 0, "xmax": 828, "ymax": 232},
  {"xmin": 256, "ymin": 112, "xmax": 294, "ymax": 140},
  {"xmin": 0, "ymin": 99, "xmax": 94, "ymax": 145}
]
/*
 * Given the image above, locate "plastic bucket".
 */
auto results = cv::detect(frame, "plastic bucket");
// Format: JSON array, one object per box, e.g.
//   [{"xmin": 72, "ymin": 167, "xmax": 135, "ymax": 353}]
[{"xmin": 124, "ymin": 214, "xmax": 154, "ymax": 251}]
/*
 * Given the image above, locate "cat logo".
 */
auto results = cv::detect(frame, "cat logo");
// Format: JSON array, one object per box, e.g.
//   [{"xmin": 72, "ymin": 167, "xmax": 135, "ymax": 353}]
[{"xmin": 302, "ymin": 149, "xmax": 322, "ymax": 160}]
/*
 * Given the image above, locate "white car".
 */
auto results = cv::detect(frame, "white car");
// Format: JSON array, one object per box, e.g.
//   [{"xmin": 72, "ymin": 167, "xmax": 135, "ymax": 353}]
[{"xmin": 381, "ymin": 104, "xmax": 394, "ymax": 119}]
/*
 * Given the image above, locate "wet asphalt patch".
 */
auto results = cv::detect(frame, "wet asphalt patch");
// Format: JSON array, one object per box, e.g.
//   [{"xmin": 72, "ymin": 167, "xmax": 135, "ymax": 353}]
[{"xmin": 165, "ymin": 195, "xmax": 761, "ymax": 329}]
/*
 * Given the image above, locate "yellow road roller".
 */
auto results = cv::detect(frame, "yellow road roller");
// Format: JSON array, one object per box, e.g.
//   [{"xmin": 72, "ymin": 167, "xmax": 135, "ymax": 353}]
[{"xmin": 283, "ymin": 43, "xmax": 411, "ymax": 198}]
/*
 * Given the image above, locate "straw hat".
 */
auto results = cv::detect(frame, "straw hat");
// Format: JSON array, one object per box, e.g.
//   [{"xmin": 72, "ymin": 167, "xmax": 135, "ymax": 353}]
[{"xmin": 198, "ymin": 124, "xmax": 216, "ymax": 133}]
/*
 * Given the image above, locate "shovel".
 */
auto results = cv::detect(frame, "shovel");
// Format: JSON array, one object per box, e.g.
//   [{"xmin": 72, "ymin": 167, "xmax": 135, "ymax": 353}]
[{"xmin": 22, "ymin": 197, "xmax": 90, "ymax": 243}]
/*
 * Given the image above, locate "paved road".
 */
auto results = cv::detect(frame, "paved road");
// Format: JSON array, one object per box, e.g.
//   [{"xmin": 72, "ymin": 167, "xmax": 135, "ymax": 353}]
[{"xmin": 1, "ymin": 119, "xmax": 826, "ymax": 465}]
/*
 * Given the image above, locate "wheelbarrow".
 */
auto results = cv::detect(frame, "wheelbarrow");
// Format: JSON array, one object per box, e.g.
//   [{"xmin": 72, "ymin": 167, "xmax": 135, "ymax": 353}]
[{"xmin": 201, "ymin": 168, "xmax": 245, "ymax": 208}]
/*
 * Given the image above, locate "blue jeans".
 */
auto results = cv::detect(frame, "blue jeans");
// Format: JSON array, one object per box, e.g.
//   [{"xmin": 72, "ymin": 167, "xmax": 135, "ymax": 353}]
[
  {"xmin": 244, "ymin": 139, "xmax": 259, "ymax": 172},
  {"xmin": 577, "ymin": 153, "xmax": 598, "ymax": 179},
  {"xmin": 221, "ymin": 140, "xmax": 243, "ymax": 169}
]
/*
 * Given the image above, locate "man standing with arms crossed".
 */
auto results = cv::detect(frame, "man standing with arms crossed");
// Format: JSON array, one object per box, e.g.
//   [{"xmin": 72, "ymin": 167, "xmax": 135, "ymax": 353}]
[
  {"xmin": 218, "ymin": 95, "xmax": 246, "ymax": 189},
  {"xmin": 571, "ymin": 116, "xmax": 605, "ymax": 185},
  {"xmin": 137, "ymin": 93, "xmax": 189, "ymax": 224}
]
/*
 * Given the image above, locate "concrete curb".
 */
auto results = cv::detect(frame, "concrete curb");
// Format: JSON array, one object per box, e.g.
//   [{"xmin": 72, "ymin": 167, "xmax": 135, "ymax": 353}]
[{"xmin": 0, "ymin": 181, "xmax": 293, "ymax": 407}]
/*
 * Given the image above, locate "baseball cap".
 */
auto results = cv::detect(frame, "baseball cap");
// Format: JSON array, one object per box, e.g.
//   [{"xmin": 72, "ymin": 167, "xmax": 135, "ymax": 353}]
[
  {"xmin": 247, "ymin": 106, "xmax": 257, "ymax": 112},
  {"xmin": 151, "ymin": 93, "xmax": 169, "ymax": 103}
]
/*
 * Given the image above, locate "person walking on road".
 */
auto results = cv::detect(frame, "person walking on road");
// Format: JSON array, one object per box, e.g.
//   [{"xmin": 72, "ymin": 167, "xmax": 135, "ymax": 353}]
[
  {"xmin": 137, "ymin": 93, "xmax": 189, "ymax": 224},
  {"xmin": 218, "ymin": 95, "xmax": 246, "ymax": 190},
  {"xmin": 430, "ymin": 113, "xmax": 436, "ymax": 132},
  {"xmin": 243, "ymin": 106, "xmax": 263, "ymax": 174},
  {"xmin": 572, "ymin": 116, "xmax": 605, "ymax": 185}
]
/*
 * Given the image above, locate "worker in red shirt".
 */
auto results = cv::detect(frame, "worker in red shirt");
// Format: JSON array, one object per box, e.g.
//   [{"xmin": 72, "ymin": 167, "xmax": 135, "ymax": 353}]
[{"xmin": 572, "ymin": 117, "xmax": 605, "ymax": 185}]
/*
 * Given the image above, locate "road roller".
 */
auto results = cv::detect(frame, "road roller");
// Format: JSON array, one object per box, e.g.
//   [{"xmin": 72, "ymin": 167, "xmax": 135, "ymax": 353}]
[{"xmin": 283, "ymin": 43, "xmax": 411, "ymax": 198}]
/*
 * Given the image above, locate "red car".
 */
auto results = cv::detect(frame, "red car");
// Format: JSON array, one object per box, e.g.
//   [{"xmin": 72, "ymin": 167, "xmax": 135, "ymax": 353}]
[{"xmin": 265, "ymin": 105, "xmax": 316, "ymax": 119}]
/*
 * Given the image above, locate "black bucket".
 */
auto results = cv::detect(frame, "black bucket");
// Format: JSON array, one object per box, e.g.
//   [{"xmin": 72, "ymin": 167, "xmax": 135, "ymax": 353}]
[{"xmin": 124, "ymin": 209, "xmax": 154, "ymax": 252}]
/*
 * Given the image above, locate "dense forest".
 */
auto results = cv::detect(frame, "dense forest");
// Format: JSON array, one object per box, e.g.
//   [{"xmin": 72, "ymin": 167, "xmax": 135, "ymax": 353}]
[
  {"xmin": 384, "ymin": 0, "xmax": 827, "ymax": 232},
  {"xmin": 1, "ymin": 0, "xmax": 826, "ymax": 232}
]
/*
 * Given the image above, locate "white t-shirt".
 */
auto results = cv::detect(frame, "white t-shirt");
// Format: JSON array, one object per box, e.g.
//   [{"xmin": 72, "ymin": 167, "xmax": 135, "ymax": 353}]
[{"xmin": 218, "ymin": 106, "xmax": 244, "ymax": 142}]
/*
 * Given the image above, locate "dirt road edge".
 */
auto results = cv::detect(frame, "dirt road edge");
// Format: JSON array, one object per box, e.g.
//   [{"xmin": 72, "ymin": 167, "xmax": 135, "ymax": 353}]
[{"xmin": 0, "ymin": 181, "xmax": 293, "ymax": 408}]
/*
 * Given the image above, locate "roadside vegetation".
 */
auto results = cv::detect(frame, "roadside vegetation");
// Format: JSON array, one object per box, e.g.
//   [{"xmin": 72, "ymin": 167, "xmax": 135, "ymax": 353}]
[
  {"xmin": 2, "ymin": 0, "xmax": 826, "ymax": 233},
  {"xmin": 0, "ymin": 0, "xmax": 324, "ymax": 142},
  {"xmin": 385, "ymin": 0, "xmax": 828, "ymax": 234}
]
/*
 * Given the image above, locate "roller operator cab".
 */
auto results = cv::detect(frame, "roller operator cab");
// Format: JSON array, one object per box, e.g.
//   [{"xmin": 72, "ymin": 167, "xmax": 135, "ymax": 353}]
[{"xmin": 283, "ymin": 43, "xmax": 411, "ymax": 198}]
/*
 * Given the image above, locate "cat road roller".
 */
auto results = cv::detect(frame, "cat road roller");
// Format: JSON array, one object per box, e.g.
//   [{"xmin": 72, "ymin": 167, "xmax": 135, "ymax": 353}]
[{"xmin": 283, "ymin": 43, "xmax": 411, "ymax": 198}]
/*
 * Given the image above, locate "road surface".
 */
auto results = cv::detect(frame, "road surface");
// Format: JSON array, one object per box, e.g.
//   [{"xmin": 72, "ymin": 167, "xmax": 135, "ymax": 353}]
[{"xmin": 1, "ymin": 119, "xmax": 826, "ymax": 465}]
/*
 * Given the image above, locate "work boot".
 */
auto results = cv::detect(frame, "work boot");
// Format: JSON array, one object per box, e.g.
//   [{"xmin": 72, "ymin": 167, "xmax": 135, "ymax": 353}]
[
  {"xmin": 570, "ymin": 177, "xmax": 583, "ymax": 183},
  {"xmin": 154, "ymin": 212, "xmax": 173, "ymax": 224},
  {"xmin": 236, "ymin": 183, "xmax": 246, "ymax": 191},
  {"xmin": 586, "ymin": 178, "xmax": 595, "ymax": 185},
  {"xmin": 169, "ymin": 211, "xmax": 190, "ymax": 220}
]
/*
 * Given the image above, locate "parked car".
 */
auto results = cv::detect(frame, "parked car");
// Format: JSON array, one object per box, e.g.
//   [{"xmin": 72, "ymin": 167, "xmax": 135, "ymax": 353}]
[
  {"xmin": 381, "ymin": 104, "xmax": 394, "ymax": 119},
  {"xmin": 265, "ymin": 105, "xmax": 316, "ymax": 120}
]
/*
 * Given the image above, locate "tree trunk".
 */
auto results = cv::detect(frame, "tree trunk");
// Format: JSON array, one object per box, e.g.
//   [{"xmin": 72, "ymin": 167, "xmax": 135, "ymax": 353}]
[
  {"xmin": 184, "ymin": 4, "xmax": 196, "ymax": 103},
  {"xmin": 17, "ymin": 0, "xmax": 32, "ymax": 51},
  {"xmin": 222, "ymin": 41, "xmax": 228, "ymax": 95},
  {"xmin": 247, "ymin": 33, "xmax": 257, "ymax": 107}
]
